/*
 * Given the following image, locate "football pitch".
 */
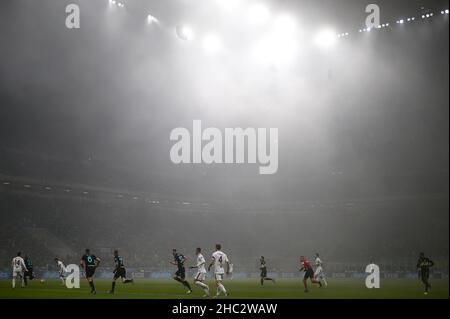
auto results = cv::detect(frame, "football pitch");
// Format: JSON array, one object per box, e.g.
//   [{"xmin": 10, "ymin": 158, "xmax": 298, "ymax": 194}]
[{"xmin": 0, "ymin": 278, "xmax": 448, "ymax": 299}]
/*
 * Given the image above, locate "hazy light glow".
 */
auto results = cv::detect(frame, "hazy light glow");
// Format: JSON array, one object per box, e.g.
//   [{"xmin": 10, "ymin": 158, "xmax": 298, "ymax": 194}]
[
  {"xmin": 176, "ymin": 25, "xmax": 194, "ymax": 41},
  {"xmin": 248, "ymin": 3, "xmax": 271, "ymax": 26},
  {"xmin": 202, "ymin": 33, "xmax": 223, "ymax": 54},
  {"xmin": 215, "ymin": 0, "xmax": 240, "ymax": 11},
  {"xmin": 147, "ymin": 14, "xmax": 159, "ymax": 25},
  {"xmin": 253, "ymin": 13, "xmax": 299, "ymax": 66},
  {"xmin": 314, "ymin": 29, "xmax": 338, "ymax": 48}
]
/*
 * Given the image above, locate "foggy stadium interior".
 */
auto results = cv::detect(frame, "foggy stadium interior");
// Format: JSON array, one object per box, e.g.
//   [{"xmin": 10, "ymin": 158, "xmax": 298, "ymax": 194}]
[{"xmin": 0, "ymin": 0, "xmax": 448, "ymax": 274}]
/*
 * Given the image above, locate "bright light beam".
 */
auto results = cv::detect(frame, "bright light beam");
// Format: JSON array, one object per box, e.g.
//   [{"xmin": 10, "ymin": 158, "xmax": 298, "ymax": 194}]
[
  {"xmin": 202, "ymin": 33, "xmax": 223, "ymax": 55},
  {"xmin": 314, "ymin": 29, "xmax": 338, "ymax": 49}
]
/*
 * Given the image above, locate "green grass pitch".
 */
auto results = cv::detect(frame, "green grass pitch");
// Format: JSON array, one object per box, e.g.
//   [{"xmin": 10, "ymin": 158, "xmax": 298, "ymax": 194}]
[{"xmin": 0, "ymin": 278, "xmax": 448, "ymax": 299}]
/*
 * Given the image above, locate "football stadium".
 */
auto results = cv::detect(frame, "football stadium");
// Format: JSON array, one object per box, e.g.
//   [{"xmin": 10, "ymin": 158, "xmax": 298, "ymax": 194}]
[{"xmin": 0, "ymin": 0, "xmax": 448, "ymax": 309}]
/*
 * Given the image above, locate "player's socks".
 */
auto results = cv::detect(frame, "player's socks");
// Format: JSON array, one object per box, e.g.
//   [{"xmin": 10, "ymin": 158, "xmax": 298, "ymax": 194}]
[
  {"xmin": 12, "ymin": 279, "xmax": 15, "ymax": 288},
  {"xmin": 218, "ymin": 283, "xmax": 227, "ymax": 295},
  {"xmin": 183, "ymin": 280, "xmax": 192, "ymax": 291},
  {"xmin": 260, "ymin": 278, "xmax": 264, "ymax": 286},
  {"xmin": 111, "ymin": 281, "xmax": 116, "ymax": 292},
  {"xmin": 89, "ymin": 281, "xmax": 96, "ymax": 293},
  {"xmin": 322, "ymin": 278, "xmax": 328, "ymax": 287},
  {"xmin": 195, "ymin": 281, "xmax": 209, "ymax": 295}
]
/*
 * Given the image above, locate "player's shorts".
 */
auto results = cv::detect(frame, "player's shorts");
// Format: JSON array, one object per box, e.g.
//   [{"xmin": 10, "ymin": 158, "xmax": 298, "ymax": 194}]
[
  {"xmin": 12, "ymin": 270, "xmax": 23, "ymax": 278},
  {"xmin": 304, "ymin": 269, "xmax": 314, "ymax": 280},
  {"xmin": 85, "ymin": 267, "xmax": 96, "ymax": 278},
  {"xmin": 175, "ymin": 267, "xmax": 186, "ymax": 280},
  {"xmin": 59, "ymin": 270, "xmax": 66, "ymax": 278},
  {"xmin": 420, "ymin": 270, "xmax": 430, "ymax": 280},
  {"xmin": 260, "ymin": 269, "xmax": 267, "ymax": 278},
  {"xmin": 194, "ymin": 272, "xmax": 206, "ymax": 281},
  {"xmin": 114, "ymin": 268, "xmax": 126, "ymax": 279},
  {"xmin": 215, "ymin": 273, "xmax": 224, "ymax": 281}
]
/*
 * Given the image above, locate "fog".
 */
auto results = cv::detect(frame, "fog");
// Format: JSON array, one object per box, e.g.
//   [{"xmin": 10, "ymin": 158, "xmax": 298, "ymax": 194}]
[{"xmin": 0, "ymin": 0, "xmax": 448, "ymax": 269}]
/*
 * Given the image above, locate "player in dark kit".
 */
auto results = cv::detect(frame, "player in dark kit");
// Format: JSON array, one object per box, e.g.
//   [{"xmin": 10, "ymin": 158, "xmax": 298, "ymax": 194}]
[
  {"xmin": 417, "ymin": 252, "xmax": 434, "ymax": 295},
  {"xmin": 107, "ymin": 250, "xmax": 134, "ymax": 294},
  {"xmin": 300, "ymin": 256, "xmax": 322, "ymax": 292},
  {"xmin": 259, "ymin": 256, "xmax": 276, "ymax": 286},
  {"xmin": 170, "ymin": 249, "xmax": 192, "ymax": 294},
  {"xmin": 80, "ymin": 248, "xmax": 101, "ymax": 294},
  {"xmin": 23, "ymin": 256, "xmax": 34, "ymax": 286}
]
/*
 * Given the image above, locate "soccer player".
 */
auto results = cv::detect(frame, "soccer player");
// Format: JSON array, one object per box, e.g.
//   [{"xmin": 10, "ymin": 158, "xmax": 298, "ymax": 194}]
[
  {"xmin": 189, "ymin": 247, "xmax": 210, "ymax": 297},
  {"xmin": 417, "ymin": 252, "xmax": 434, "ymax": 295},
  {"xmin": 54, "ymin": 257, "xmax": 66, "ymax": 285},
  {"xmin": 208, "ymin": 244, "xmax": 230, "ymax": 298},
  {"xmin": 107, "ymin": 250, "xmax": 134, "ymax": 294},
  {"xmin": 259, "ymin": 256, "xmax": 276, "ymax": 286},
  {"xmin": 314, "ymin": 253, "xmax": 328, "ymax": 288},
  {"xmin": 11, "ymin": 252, "xmax": 28, "ymax": 289},
  {"xmin": 299, "ymin": 255, "xmax": 322, "ymax": 292},
  {"xmin": 170, "ymin": 249, "xmax": 192, "ymax": 294},
  {"xmin": 23, "ymin": 256, "xmax": 34, "ymax": 286},
  {"xmin": 80, "ymin": 248, "xmax": 100, "ymax": 294}
]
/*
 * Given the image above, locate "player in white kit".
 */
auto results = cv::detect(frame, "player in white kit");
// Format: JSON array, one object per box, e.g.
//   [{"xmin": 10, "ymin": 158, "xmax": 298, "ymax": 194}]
[
  {"xmin": 11, "ymin": 252, "xmax": 28, "ymax": 288},
  {"xmin": 208, "ymin": 244, "xmax": 230, "ymax": 298},
  {"xmin": 314, "ymin": 253, "xmax": 328, "ymax": 287},
  {"xmin": 55, "ymin": 258, "xmax": 67, "ymax": 285},
  {"xmin": 189, "ymin": 247, "xmax": 210, "ymax": 297}
]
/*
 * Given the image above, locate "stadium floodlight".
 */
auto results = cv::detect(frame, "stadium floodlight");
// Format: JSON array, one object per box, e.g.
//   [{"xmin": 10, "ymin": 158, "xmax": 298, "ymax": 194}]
[
  {"xmin": 175, "ymin": 25, "xmax": 194, "ymax": 41},
  {"xmin": 248, "ymin": 3, "xmax": 271, "ymax": 26},
  {"xmin": 253, "ymin": 13, "xmax": 299, "ymax": 65},
  {"xmin": 314, "ymin": 29, "xmax": 338, "ymax": 48},
  {"xmin": 202, "ymin": 33, "xmax": 223, "ymax": 54},
  {"xmin": 446, "ymin": 9, "xmax": 450, "ymax": 14},
  {"xmin": 147, "ymin": 14, "xmax": 159, "ymax": 25}
]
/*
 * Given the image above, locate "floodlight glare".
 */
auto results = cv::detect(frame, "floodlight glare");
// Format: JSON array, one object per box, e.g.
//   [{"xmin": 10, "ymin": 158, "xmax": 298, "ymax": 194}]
[
  {"xmin": 147, "ymin": 14, "xmax": 158, "ymax": 25},
  {"xmin": 175, "ymin": 25, "xmax": 194, "ymax": 41},
  {"xmin": 202, "ymin": 33, "xmax": 223, "ymax": 54},
  {"xmin": 248, "ymin": 3, "xmax": 271, "ymax": 26},
  {"xmin": 315, "ymin": 29, "xmax": 338, "ymax": 48}
]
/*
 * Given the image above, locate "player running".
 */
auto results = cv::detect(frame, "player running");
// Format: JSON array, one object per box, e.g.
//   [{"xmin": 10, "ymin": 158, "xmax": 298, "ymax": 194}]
[
  {"xmin": 208, "ymin": 244, "xmax": 230, "ymax": 298},
  {"xmin": 259, "ymin": 256, "xmax": 276, "ymax": 286},
  {"xmin": 80, "ymin": 248, "xmax": 101, "ymax": 294},
  {"xmin": 300, "ymin": 255, "xmax": 322, "ymax": 292},
  {"xmin": 54, "ymin": 258, "xmax": 66, "ymax": 285},
  {"xmin": 314, "ymin": 253, "xmax": 328, "ymax": 288},
  {"xmin": 170, "ymin": 249, "xmax": 193, "ymax": 294},
  {"xmin": 23, "ymin": 256, "xmax": 34, "ymax": 286},
  {"xmin": 107, "ymin": 250, "xmax": 134, "ymax": 294},
  {"xmin": 11, "ymin": 252, "xmax": 28, "ymax": 289},
  {"xmin": 417, "ymin": 252, "xmax": 434, "ymax": 295},
  {"xmin": 189, "ymin": 247, "xmax": 210, "ymax": 297}
]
